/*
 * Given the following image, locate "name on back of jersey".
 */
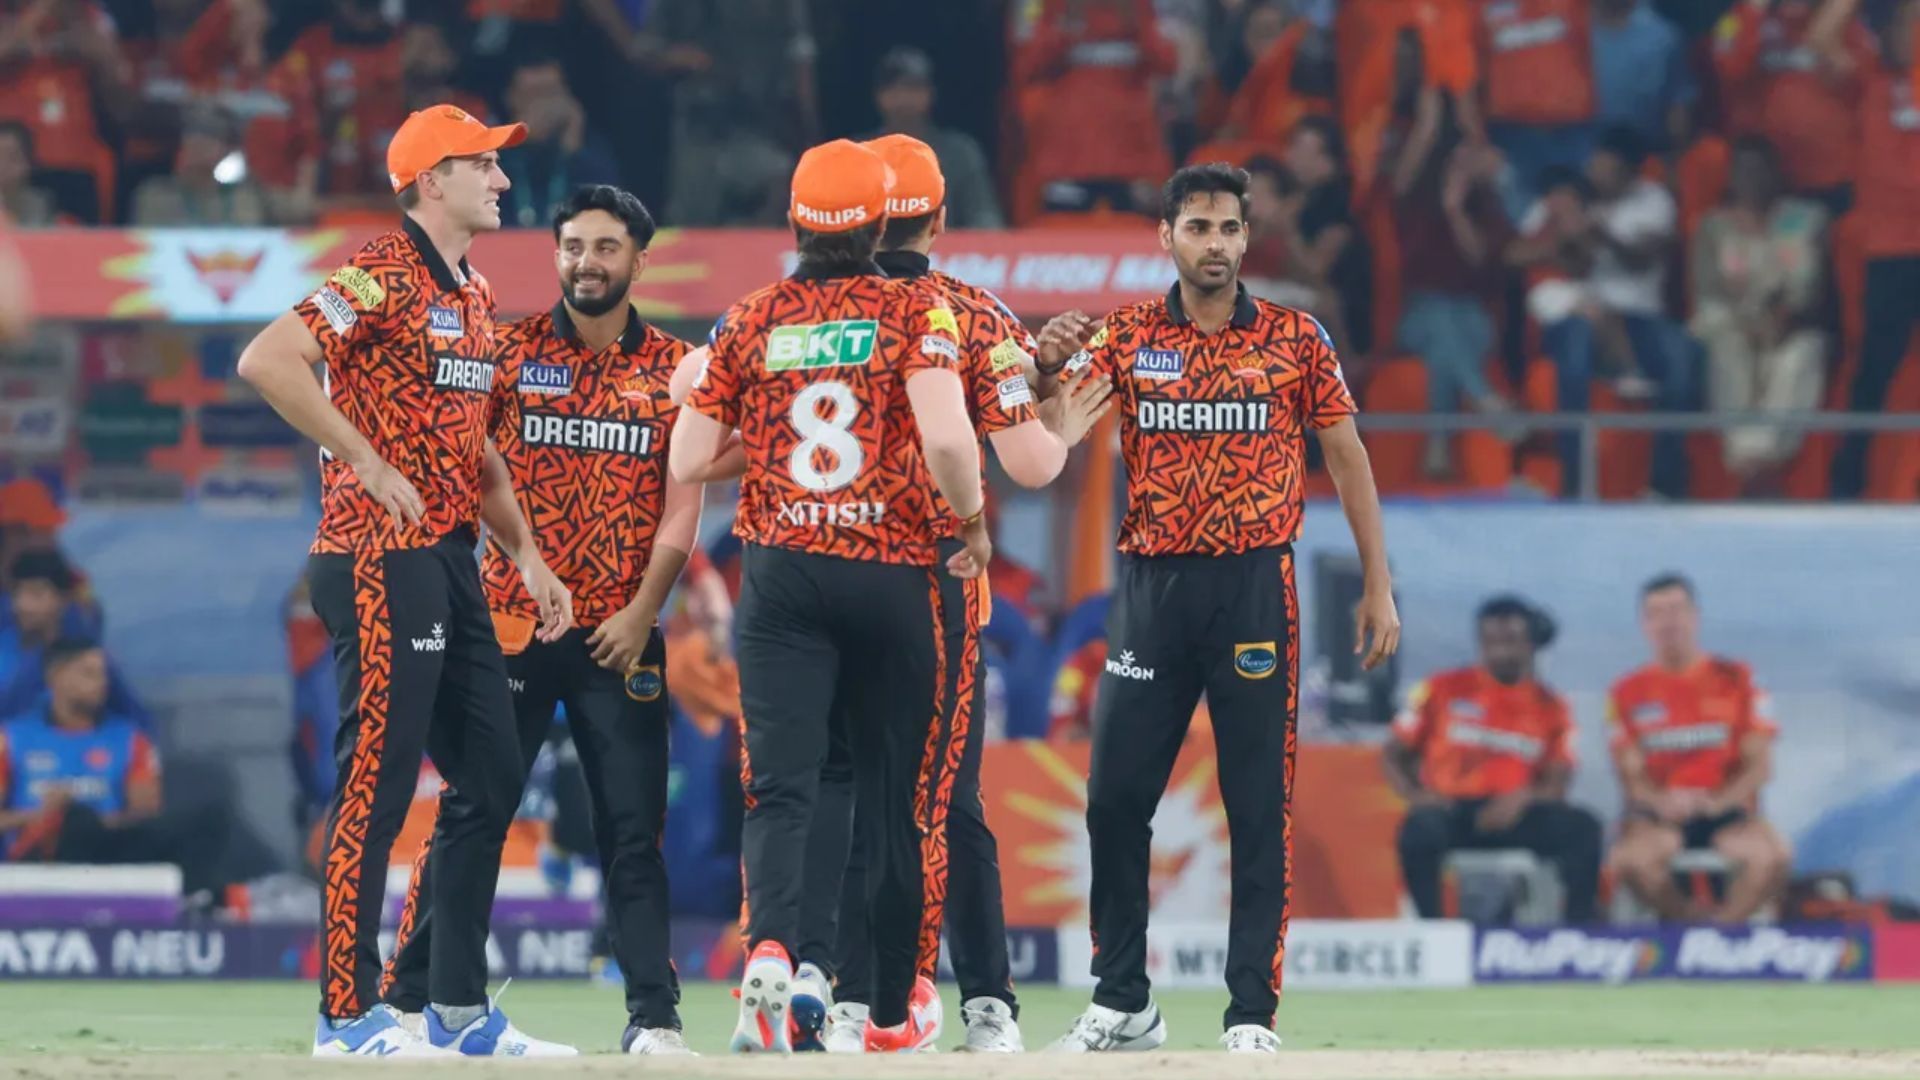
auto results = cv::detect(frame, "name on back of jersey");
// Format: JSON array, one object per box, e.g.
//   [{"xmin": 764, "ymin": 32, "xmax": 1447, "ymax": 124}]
[
  {"xmin": 776, "ymin": 500, "xmax": 887, "ymax": 528},
  {"xmin": 522, "ymin": 410, "xmax": 656, "ymax": 457},
  {"xmin": 766, "ymin": 320, "xmax": 878, "ymax": 371},
  {"xmin": 1137, "ymin": 397, "xmax": 1270, "ymax": 433},
  {"xmin": 432, "ymin": 355, "xmax": 495, "ymax": 394}
]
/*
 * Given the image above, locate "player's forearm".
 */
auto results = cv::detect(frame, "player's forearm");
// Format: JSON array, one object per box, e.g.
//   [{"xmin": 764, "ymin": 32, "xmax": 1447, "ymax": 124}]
[
  {"xmin": 1715, "ymin": 745, "xmax": 1771, "ymax": 810},
  {"xmin": 626, "ymin": 544, "xmax": 690, "ymax": 627},
  {"xmin": 668, "ymin": 410, "xmax": 733, "ymax": 483},
  {"xmin": 990, "ymin": 423, "xmax": 1068, "ymax": 489},
  {"xmin": 478, "ymin": 445, "xmax": 540, "ymax": 567},
  {"xmin": 0, "ymin": 809, "xmax": 41, "ymax": 832},
  {"xmin": 627, "ymin": 476, "xmax": 702, "ymax": 619},
  {"xmin": 237, "ymin": 316, "xmax": 381, "ymax": 468},
  {"xmin": 1323, "ymin": 430, "xmax": 1392, "ymax": 589},
  {"xmin": 1382, "ymin": 744, "xmax": 1429, "ymax": 802},
  {"xmin": 925, "ymin": 439, "xmax": 984, "ymax": 518},
  {"xmin": 1616, "ymin": 753, "xmax": 1660, "ymax": 807}
]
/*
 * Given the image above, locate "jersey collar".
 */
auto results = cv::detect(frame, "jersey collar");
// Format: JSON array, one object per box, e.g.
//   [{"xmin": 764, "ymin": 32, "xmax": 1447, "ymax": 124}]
[
  {"xmin": 1164, "ymin": 282, "xmax": 1259, "ymax": 330},
  {"xmin": 790, "ymin": 259, "xmax": 886, "ymax": 282},
  {"xmin": 400, "ymin": 215, "xmax": 471, "ymax": 294},
  {"xmin": 875, "ymin": 250, "xmax": 931, "ymax": 279},
  {"xmin": 549, "ymin": 300, "xmax": 648, "ymax": 353}
]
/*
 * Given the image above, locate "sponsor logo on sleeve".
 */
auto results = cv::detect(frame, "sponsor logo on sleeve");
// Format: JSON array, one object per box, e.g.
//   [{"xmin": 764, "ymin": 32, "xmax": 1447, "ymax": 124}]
[
  {"xmin": 989, "ymin": 337, "xmax": 1029, "ymax": 372},
  {"xmin": 312, "ymin": 290, "xmax": 357, "ymax": 336},
  {"xmin": 921, "ymin": 335, "xmax": 960, "ymax": 362},
  {"xmin": 926, "ymin": 307, "xmax": 960, "ymax": 336},
  {"xmin": 1233, "ymin": 642, "xmax": 1277, "ymax": 679},
  {"xmin": 997, "ymin": 374, "xmax": 1034, "ymax": 409},
  {"xmin": 1134, "ymin": 348, "xmax": 1184, "ymax": 380},
  {"xmin": 329, "ymin": 266, "xmax": 385, "ymax": 308},
  {"xmin": 426, "ymin": 305, "xmax": 463, "ymax": 337}
]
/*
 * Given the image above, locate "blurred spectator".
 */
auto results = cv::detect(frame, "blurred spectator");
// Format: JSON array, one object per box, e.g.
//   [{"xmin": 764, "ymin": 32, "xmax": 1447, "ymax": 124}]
[
  {"xmin": 0, "ymin": 0, "xmax": 133, "ymax": 221},
  {"xmin": 1383, "ymin": 595, "xmax": 1602, "ymax": 924},
  {"xmin": 0, "ymin": 480, "xmax": 98, "ymax": 635},
  {"xmin": 1688, "ymin": 136, "xmax": 1828, "ymax": 483},
  {"xmin": 114, "ymin": 0, "xmax": 215, "ymax": 217},
  {"xmin": 129, "ymin": 102, "xmax": 268, "ymax": 225},
  {"xmin": 497, "ymin": 57, "xmax": 619, "ymax": 229},
  {"xmin": 285, "ymin": 577, "xmax": 337, "ymax": 831},
  {"xmin": 1820, "ymin": 0, "xmax": 1920, "ymax": 498},
  {"xmin": 282, "ymin": 0, "xmax": 405, "ymax": 209},
  {"xmin": 1607, "ymin": 574, "xmax": 1791, "ymax": 923},
  {"xmin": 0, "ymin": 120, "xmax": 56, "ymax": 225},
  {"xmin": 1477, "ymin": 0, "xmax": 1598, "ymax": 215},
  {"xmin": 0, "ymin": 551, "xmax": 143, "ymax": 723},
  {"xmin": 1590, "ymin": 0, "xmax": 1697, "ymax": 152},
  {"xmin": 177, "ymin": 0, "xmax": 322, "ymax": 224},
  {"xmin": 1512, "ymin": 130, "xmax": 1698, "ymax": 497},
  {"xmin": 400, "ymin": 22, "xmax": 487, "ymax": 120},
  {"xmin": 1018, "ymin": 0, "xmax": 1176, "ymax": 217},
  {"xmin": 0, "ymin": 637, "xmax": 230, "ymax": 896},
  {"xmin": 1714, "ymin": 0, "xmax": 1867, "ymax": 210},
  {"xmin": 1218, "ymin": 1, "xmax": 1335, "ymax": 151},
  {"xmin": 1241, "ymin": 118, "xmax": 1369, "ymax": 353},
  {"xmin": 863, "ymin": 48, "xmax": 1002, "ymax": 228},
  {"xmin": 639, "ymin": 0, "xmax": 814, "ymax": 226},
  {"xmin": 1389, "ymin": 91, "xmax": 1517, "ymax": 479}
]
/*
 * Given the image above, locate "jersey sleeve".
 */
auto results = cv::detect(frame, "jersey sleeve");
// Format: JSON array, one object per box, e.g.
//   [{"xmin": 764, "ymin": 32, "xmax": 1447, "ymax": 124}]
[
  {"xmin": 1737, "ymin": 665, "xmax": 1779, "ymax": 740},
  {"xmin": 1299, "ymin": 313, "xmax": 1357, "ymax": 428},
  {"xmin": 685, "ymin": 310, "xmax": 746, "ymax": 428},
  {"xmin": 893, "ymin": 278, "xmax": 963, "ymax": 379},
  {"xmin": 1606, "ymin": 681, "xmax": 1640, "ymax": 754},
  {"xmin": 1541, "ymin": 693, "xmax": 1576, "ymax": 769},
  {"xmin": 1391, "ymin": 678, "xmax": 1434, "ymax": 750},
  {"xmin": 126, "ymin": 731, "xmax": 161, "ymax": 788},
  {"xmin": 971, "ymin": 303, "xmax": 1040, "ymax": 434},
  {"xmin": 294, "ymin": 248, "xmax": 401, "ymax": 365}
]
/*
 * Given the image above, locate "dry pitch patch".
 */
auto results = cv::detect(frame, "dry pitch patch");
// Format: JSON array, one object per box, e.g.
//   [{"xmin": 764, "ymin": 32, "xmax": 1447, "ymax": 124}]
[{"xmin": 4, "ymin": 1050, "xmax": 1917, "ymax": 1080}]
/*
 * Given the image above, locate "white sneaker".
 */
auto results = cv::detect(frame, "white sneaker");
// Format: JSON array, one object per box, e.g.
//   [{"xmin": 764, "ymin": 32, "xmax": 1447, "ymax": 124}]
[
  {"xmin": 625, "ymin": 1026, "xmax": 697, "ymax": 1055},
  {"xmin": 311, "ymin": 1004, "xmax": 453, "ymax": 1058},
  {"xmin": 1221, "ymin": 1024, "xmax": 1280, "ymax": 1053},
  {"xmin": 958, "ymin": 996, "xmax": 1023, "ymax": 1052},
  {"xmin": 1048, "ymin": 1002, "xmax": 1167, "ymax": 1052},
  {"xmin": 824, "ymin": 1002, "xmax": 869, "ymax": 1053},
  {"xmin": 425, "ymin": 1003, "xmax": 578, "ymax": 1056},
  {"xmin": 731, "ymin": 942, "xmax": 793, "ymax": 1053},
  {"xmin": 791, "ymin": 962, "xmax": 833, "ymax": 1052}
]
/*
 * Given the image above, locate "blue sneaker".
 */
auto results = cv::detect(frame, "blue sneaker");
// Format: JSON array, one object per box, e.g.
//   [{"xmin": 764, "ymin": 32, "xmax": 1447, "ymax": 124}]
[
  {"xmin": 425, "ymin": 1003, "xmax": 579, "ymax": 1056},
  {"xmin": 311, "ymin": 1004, "xmax": 450, "ymax": 1058},
  {"xmin": 790, "ymin": 962, "xmax": 832, "ymax": 1052}
]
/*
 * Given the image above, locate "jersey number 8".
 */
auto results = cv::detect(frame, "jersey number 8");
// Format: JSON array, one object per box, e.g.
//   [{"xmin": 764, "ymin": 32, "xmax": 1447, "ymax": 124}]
[{"xmin": 789, "ymin": 381, "xmax": 862, "ymax": 492}]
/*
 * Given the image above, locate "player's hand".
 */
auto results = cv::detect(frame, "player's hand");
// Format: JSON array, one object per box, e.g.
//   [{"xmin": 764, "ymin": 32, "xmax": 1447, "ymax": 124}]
[
  {"xmin": 351, "ymin": 455, "xmax": 426, "ymax": 530},
  {"xmin": 948, "ymin": 514, "xmax": 992, "ymax": 580},
  {"xmin": 521, "ymin": 559, "xmax": 575, "ymax": 643},
  {"xmin": 1039, "ymin": 364, "xmax": 1115, "ymax": 448},
  {"xmin": 588, "ymin": 602, "xmax": 654, "ymax": 672},
  {"xmin": 1476, "ymin": 790, "xmax": 1532, "ymax": 832},
  {"xmin": 1036, "ymin": 310, "xmax": 1098, "ymax": 371},
  {"xmin": 1353, "ymin": 585, "xmax": 1401, "ymax": 671},
  {"xmin": 1658, "ymin": 788, "xmax": 1708, "ymax": 823}
]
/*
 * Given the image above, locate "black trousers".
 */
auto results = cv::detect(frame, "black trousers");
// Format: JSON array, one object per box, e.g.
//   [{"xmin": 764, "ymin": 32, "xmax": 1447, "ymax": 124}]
[
  {"xmin": 1086, "ymin": 547, "xmax": 1298, "ymax": 1032},
  {"xmin": 54, "ymin": 802, "xmax": 231, "ymax": 897},
  {"xmin": 1833, "ymin": 254, "xmax": 1920, "ymax": 498},
  {"xmin": 735, "ymin": 543, "xmax": 948, "ymax": 1029},
  {"xmin": 1396, "ymin": 799, "xmax": 1603, "ymax": 923},
  {"xmin": 799, "ymin": 538, "xmax": 1016, "ymax": 1015},
  {"xmin": 382, "ymin": 628, "xmax": 681, "ymax": 1029},
  {"xmin": 307, "ymin": 528, "xmax": 522, "ymax": 1018}
]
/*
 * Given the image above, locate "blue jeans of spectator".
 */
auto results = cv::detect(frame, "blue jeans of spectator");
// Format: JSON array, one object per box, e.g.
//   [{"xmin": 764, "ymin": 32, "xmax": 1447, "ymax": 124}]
[
  {"xmin": 1544, "ymin": 313, "xmax": 1701, "ymax": 497},
  {"xmin": 1398, "ymin": 290, "xmax": 1495, "ymax": 412},
  {"xmin": 1490, "ymin": 122, "xmax": 1598, "ymax": 221}
]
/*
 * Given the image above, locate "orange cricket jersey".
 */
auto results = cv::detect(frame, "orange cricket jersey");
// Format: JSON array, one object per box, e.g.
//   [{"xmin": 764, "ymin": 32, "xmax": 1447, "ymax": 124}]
[
  {"xmin": 1393, "ymin": 666, "xmax": 1574, "ymax": 800},
  {"xmin": 1476, "ymin": 0, "xmax": 1594, "ymax": 126},
  {"xmin": 1608, "ymin": 657, "xmax": 1776, "ymax": 794}
]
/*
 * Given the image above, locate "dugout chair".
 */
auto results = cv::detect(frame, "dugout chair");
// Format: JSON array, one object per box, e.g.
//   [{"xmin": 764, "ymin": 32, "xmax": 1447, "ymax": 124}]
[
  {"xmin": 1609, "ymin": 848, "xmax": 1755, "ymax": 924},
  {"xmin": 1444, "ymin": 848, "xmax": 1566, "ymax": 926}
]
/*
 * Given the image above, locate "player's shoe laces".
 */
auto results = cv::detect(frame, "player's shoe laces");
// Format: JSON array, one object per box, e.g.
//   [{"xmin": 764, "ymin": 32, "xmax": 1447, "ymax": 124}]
[
  {"xmin": 1220, "ymin": 1024, "xmax": 1281, "ymax": 1053},
  {"xmin": 824, "ymin": 1002, "xmax": 869, "ymax": 1052},
  {"xmin": 311, "ymin": 1004, "xmax": 452, "ymax": 1058},
  {"xmin": 1048, "ymin": 1002, "xmax": 1168, "ymax": 1052},
  {"xmin": 863, "ymin": 975, "xmax": 943, "ymax": 1053},
  {"xmin": 623, "ymin": 1024, "xmax": 697, "ymax": 1055},
  {"xmin": 731, "ymin": 940, "xmax": 794, "ymax": 1053},
  {"xmin": 959, "ymin": 996, "xmax": 1024, "ymax": 1052},
  {"xmin": 790, "ymin": 961, "xmax": 833, "ymax": 1052},
  {"xmin": 424, "ymin": 985, "xmax": 578, "ymax": 1056}
]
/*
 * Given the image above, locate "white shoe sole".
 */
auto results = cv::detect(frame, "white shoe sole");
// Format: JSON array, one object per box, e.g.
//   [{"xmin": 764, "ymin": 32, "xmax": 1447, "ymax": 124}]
[{"xmin": 731, "ymin": 957, "xmax": 793, "ymax": 1054}]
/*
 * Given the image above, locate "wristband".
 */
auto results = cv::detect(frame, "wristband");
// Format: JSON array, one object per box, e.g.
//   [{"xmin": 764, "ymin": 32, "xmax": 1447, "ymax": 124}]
[{"xmin": 958, "ymin": 508, "xmax": 985, "ymax": 529}]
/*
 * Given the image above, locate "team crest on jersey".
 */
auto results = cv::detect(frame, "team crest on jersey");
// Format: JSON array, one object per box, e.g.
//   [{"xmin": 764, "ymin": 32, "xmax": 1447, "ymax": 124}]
[
  {"xmin": 626, "ymin": 665, "xmax": 663, "ymax": 702},
  {"xmin": 519, "ymin": 362, "xmax": 572, "ymax": 395},
  {"xmin": 1134, "ymin": 348, "xmax": 1183, "ymax": 380},
  {"xmin": 427, "ymin": 306, "xmax": 463, "ymax": 337}
]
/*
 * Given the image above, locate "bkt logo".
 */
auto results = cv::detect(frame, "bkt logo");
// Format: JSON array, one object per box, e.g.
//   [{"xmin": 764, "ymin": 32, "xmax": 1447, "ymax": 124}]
[
  {"xmin": 412, "ymin": 623, "xmax": 447, "ymax": 653},
  {"xmin": 766, "ymin": 320, "xmax": 879, "ymax": 372},
  {"xmin": 776, "ymin": 501, "xmax": 887, "ymax": 527},
  {"xmin": 1105, "ymin": 649, "xmax": 1155, "ymax": 682}
]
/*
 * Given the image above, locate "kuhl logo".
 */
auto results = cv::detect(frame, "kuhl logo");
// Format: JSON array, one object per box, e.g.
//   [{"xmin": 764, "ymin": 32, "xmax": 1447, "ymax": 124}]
[
  {"xmin": 1234, "ymin": 642, "xmax": 1278, "ymax": 680},
  {"xmin": 519, "ymin": 362, "xmax": 572, "ymax": 395},
  {"xmin": 1105, "ymin": 649, "xmax": 1154, "ymax": 682},
  {"xmin": 427, "ymin": 305, "xmax": 463, "ymax": 337},
  {"xmin": 1134, "ymin": 348, "xmax": 1183, "ymax": 380}
]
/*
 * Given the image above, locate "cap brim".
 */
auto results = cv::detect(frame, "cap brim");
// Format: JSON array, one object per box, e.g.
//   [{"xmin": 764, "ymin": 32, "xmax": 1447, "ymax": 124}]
[{"xmin": 460, "ymin": 122, "xmax": 528, "ymax": 156}]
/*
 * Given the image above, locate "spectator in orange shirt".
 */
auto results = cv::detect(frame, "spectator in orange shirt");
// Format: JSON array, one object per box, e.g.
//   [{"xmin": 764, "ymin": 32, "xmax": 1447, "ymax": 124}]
[
  {"xmin": 1384, "ymin": 595, "xmax": 1602, "ymax": 922},
  {"xmin": 1607, "ymin": 574, "xmax": 1790, "ymax": 923},
  {"xmin": 1714, "ymin": 0, "xmax": 1867, "ymax": 210},
  {"xmin": 282, "ymin": 0, "xmax": 405, "ymax": 208},
  {"xmin": 1477, "ymin": 0, "xmax": 1599, "ymax": 215},
  {"xmin": 0, "ymin": 0, "xmax": 131, "ymax": 221},
  {"xmin": 1019, "ymin": 0, "xmax": 1176, "ymax": 217}
]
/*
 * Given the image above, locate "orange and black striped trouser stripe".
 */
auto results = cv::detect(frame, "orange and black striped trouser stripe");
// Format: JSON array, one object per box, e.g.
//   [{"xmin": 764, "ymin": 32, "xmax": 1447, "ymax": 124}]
[
  {"xmin": 1270, "ymin": 547, "xmax": 1299, "ymax": 999},
  {"xmin": 912, "ymin": 567, "xmax": 979, "ymax": 979}
]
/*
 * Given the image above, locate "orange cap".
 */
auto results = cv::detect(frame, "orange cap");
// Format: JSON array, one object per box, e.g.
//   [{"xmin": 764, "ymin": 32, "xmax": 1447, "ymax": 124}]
[
  {"xmin": 0, "ymin": 478, "xmax": 65, "ymax": 531},
  {"xmin": 386, "ymin": 104, "xmax": 527, "ymax": 193},
  {"xmin": 789, "ymin": 139, "xmax": 893, "ymax": 234},
  {"xmin": 864, "ymin": 134, "xmax": 945, "ymax": 217}
]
